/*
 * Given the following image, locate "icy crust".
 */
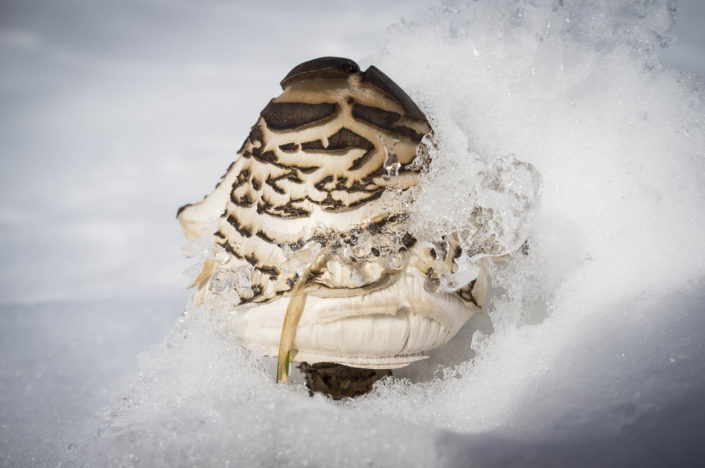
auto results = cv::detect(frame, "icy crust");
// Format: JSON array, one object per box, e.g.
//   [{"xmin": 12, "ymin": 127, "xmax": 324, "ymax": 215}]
[{"xmin": 404, "ymin": 136, "xmax": 541, "ymax": 291}]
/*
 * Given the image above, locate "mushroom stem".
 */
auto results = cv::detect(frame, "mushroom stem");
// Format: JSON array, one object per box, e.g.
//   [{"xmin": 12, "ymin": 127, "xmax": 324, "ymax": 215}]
[{"xmin": 276, "ymin": 245, "xmax": 331, "ymax": 383}]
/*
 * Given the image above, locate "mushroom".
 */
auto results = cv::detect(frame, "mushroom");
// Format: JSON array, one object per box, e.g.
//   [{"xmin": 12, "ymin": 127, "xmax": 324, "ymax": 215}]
[{"xmin": 177, "ymin": 57, "xmax": 489, "ymax": 398}]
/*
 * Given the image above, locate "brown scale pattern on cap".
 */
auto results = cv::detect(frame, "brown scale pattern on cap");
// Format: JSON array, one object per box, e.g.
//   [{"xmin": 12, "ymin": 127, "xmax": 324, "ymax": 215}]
[{"xmin": 178, "ymin": 57, "xmax": 481, "ymax": 307}]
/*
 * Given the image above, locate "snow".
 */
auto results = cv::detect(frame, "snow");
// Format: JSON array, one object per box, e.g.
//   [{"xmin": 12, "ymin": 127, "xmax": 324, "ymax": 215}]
[
  {"xmin": 1, "ymin": 0, "xmax": 705, "ymax": 467},
  {"xmin": 0, "ymin": 298, "xmax": 182, "ymax": 466}
]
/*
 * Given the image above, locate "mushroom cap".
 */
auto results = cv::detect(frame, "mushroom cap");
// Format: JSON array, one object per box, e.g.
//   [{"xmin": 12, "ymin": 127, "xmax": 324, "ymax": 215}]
[{"xmin": 177, "ymin": 57, "xmax": 485, "ymax": 368}]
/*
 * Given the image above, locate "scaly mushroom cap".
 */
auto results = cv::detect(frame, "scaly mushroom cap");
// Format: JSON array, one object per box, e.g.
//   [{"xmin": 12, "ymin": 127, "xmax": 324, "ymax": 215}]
[{"xmin": 177, "ymin": 57, "xmax": 486, "ymax": 369}]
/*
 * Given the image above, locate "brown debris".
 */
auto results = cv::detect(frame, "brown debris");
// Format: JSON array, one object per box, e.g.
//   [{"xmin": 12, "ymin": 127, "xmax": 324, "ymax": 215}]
[{"xmin": 298, "ymin": 362, "xmax": 391, "ymax": 400}]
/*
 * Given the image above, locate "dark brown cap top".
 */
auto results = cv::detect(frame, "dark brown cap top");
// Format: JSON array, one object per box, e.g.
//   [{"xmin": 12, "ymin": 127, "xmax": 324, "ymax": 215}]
[
  {"xmin": 360, "ymin": 65, "xmax": 426, "ymax": 121},
  {"xmin": 280, "ymin": 57, "xmax": 361, "ymax": 88},
  {"xmin": 280, "ymin": 57, "xmax": 427, "ymax": 122}
]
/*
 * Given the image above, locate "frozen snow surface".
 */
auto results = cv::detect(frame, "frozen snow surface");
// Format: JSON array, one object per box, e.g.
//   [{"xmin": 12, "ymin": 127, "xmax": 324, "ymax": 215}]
[{"xmin": 2, "ymin": 0, "xmax": 705, "ymax": 466}]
